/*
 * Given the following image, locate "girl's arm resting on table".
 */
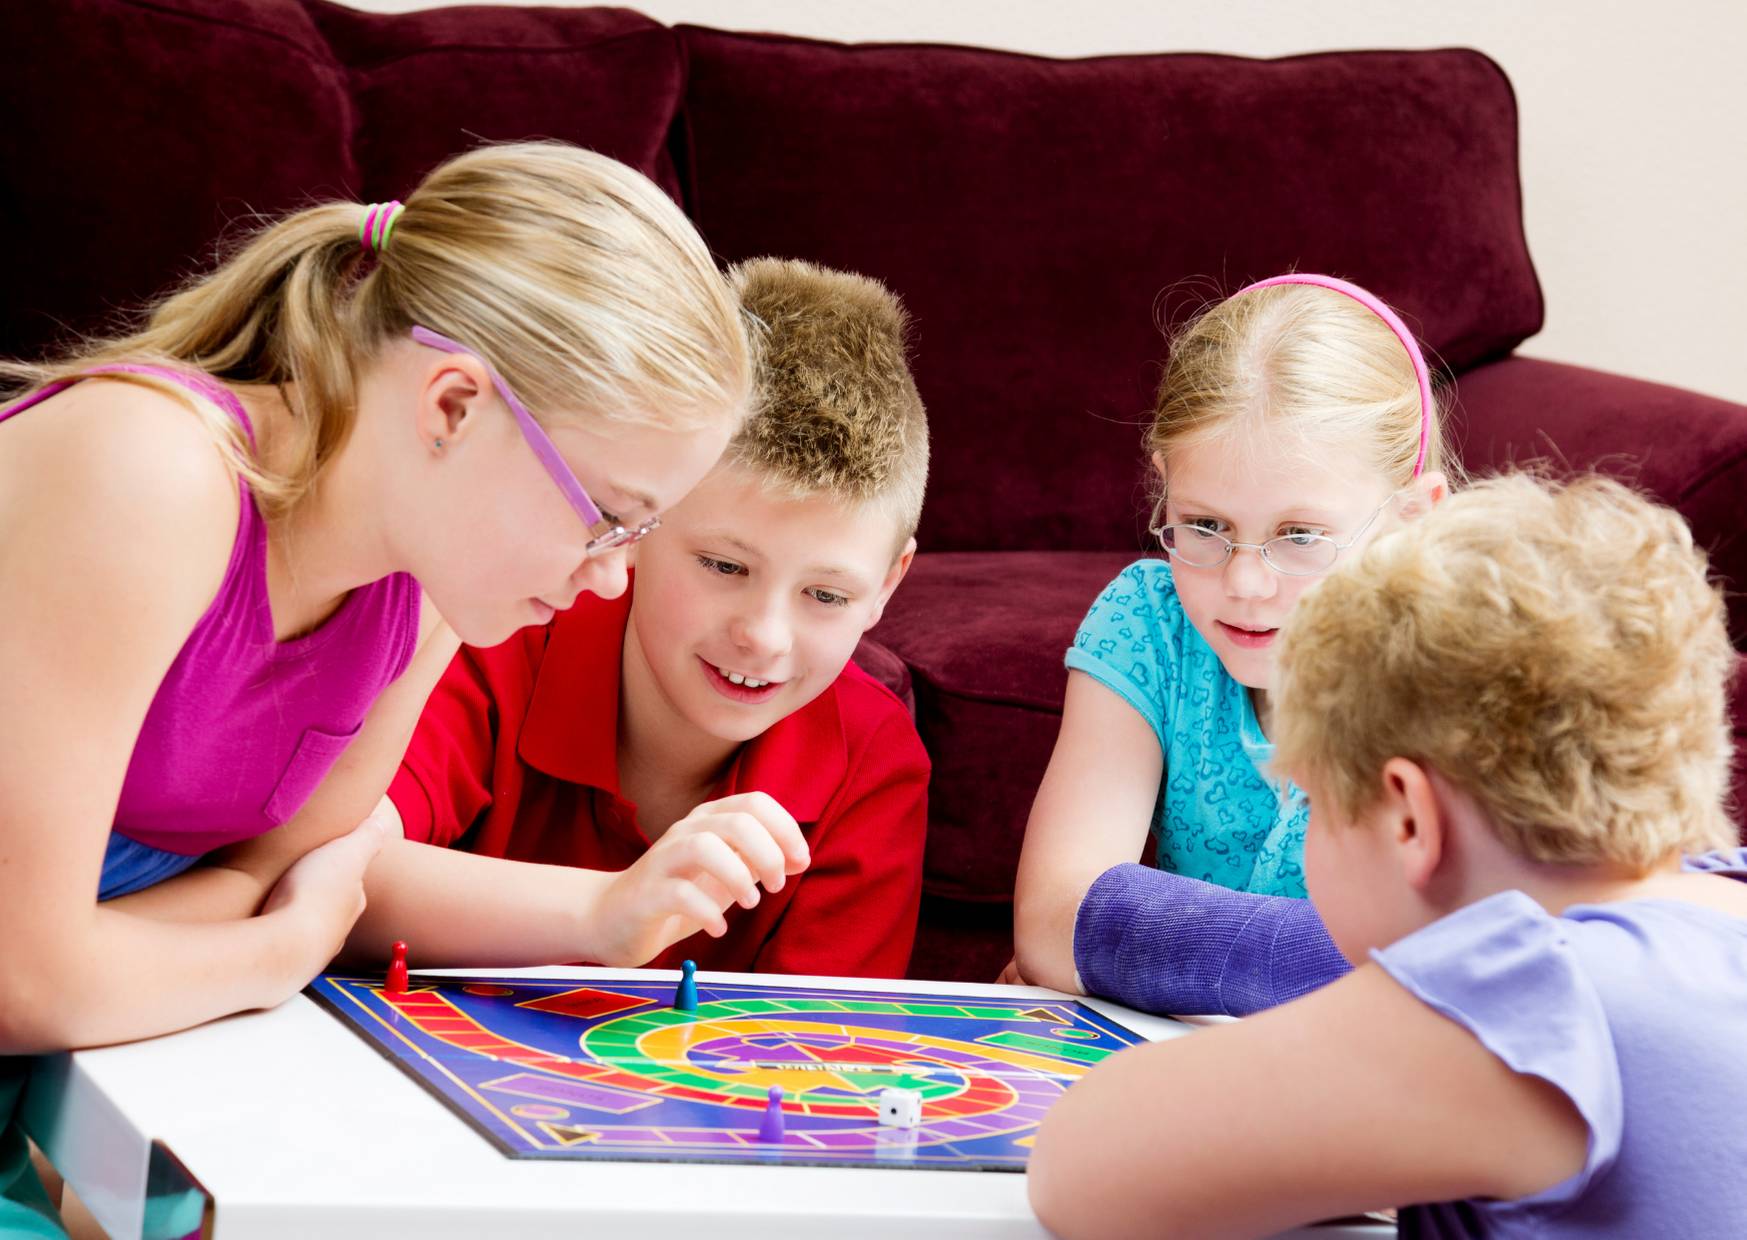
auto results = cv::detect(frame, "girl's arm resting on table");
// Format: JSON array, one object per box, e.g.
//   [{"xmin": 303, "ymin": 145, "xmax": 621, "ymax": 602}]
[
  {"xmin": 1, "ymin": 823, "xmax": 385, "ymax": 1052},
  {"xmin": 4, "ymin": 913, "xmax": 318, "ymax": 1053},
  {"xmin": 341, "ymin": 791, "xmax": 813, "ymax": 969},
  {"xmin": 0, "ymin": 384, "xmax": 382, "ymax": 1049},
  {"xmin": 106, "ymin": 600, "xmax": 460, "ymax": 924},
  {"xmin": 1075, "ymin": 864, "xmax": 1351, "ymax": 1016},
  {"xmin": 1028, "ymin": 963, "xmax": 1588, "ymax": 1240},
  {"xmin": 1012, "ymin": 671, "xmax": 1164, "ymax": 992}
]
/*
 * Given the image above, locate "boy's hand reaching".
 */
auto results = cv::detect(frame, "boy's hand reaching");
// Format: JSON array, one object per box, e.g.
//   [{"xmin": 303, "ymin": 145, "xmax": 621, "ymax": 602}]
[{"xmin": 590, "ymin": 791, "xmax": 810, "ymax": 966}]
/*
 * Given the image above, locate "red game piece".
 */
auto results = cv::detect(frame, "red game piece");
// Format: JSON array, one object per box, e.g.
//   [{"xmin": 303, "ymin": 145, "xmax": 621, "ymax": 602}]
[{"xmin": 386, "ymin": 940, "xmax": 409, "ymax": 995}]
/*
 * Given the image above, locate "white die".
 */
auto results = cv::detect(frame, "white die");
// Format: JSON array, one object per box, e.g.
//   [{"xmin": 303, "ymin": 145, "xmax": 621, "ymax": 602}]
[{"xmin": 877, "ymin": 1087, "xmax": 922, "ymax": 1128}]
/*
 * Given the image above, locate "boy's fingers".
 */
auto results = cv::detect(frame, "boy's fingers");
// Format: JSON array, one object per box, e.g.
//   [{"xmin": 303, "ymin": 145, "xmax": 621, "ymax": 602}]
[
  {"xmin": 699, "ymin": 792, "xmax": 810, "ymax": 869},
  {"xmin": 700, "ymin": 791, "xmax": 778, "ymax": 815},
  {"xmin": 668, "ymin": 881, "xmax": 729, "ymax": 938},
  {"xmin": 738, "ymin": 796, "xmax": 811, "ymax": 872},
  {"xmin": 691, "ymin": 871, "xmax": 738, "ymax": 913},
  {"xmin": 679, "ymin": 833, "xmax": 759, "ymax": 910},
  {"xmin": 698, "ymin": 792, "xmax": 807, "ymax": 859},
  {"xmin": 699, "ymin": 812, "xmax": 788, "ymax": 893}
]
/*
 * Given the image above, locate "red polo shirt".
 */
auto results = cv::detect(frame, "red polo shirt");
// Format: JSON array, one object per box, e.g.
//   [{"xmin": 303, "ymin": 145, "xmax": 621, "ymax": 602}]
[{"xmin": 386, "ymin": 583, "xmax": 928, "ymax": 978}]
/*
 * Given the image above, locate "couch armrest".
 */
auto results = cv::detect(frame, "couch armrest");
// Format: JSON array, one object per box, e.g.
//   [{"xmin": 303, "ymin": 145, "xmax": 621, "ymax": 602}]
[{"xmin": 1453, "ymin": 356, "xmax": 1747, "ymax": 643}]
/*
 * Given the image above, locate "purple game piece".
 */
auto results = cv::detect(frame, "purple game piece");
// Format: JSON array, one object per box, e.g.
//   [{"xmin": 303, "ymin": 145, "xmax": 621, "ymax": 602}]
[{"xmin": 757, "ymin": 1085, "xmax": 785, "ymax": 1143}]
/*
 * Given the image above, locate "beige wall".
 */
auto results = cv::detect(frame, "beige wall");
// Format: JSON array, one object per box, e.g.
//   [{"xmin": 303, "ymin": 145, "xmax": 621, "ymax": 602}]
[{"xmin": 353, "ymin": 0, "xmax": 1747, "ymax": 403}]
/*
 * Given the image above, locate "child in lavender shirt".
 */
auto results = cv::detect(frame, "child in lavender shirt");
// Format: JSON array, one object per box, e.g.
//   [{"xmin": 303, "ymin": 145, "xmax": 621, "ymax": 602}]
[{"xmin": 1029, "ymin": 473, "xmax": 1747, "ymax": 1238}]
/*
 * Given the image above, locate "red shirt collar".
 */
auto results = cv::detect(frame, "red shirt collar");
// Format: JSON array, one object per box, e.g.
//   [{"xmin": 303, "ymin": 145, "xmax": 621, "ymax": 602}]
[{"xmin": 518, "ymin": 578, "xmax": 848, "ymax": 822}]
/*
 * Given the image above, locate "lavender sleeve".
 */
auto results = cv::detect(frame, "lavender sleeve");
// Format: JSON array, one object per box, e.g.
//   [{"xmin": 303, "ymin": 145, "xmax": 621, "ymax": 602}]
[
  {"xmin": 1682, "ymin": 847, "xmax": 1747, "ymax": 877},
  {"xmin": 1072, "ymin": 863, "xmax": 1351, "ymax": 1016}
]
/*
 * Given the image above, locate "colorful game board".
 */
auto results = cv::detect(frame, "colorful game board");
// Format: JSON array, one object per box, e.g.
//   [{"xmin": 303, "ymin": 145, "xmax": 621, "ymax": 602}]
[{"xmin": 309, "ymin": 971, "xmax": 1146, "ymax": 1171}]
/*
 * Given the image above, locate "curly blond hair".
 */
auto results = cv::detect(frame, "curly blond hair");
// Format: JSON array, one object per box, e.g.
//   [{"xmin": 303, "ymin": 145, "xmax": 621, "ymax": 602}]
[
  {"xmin": 1273, "ymin": 472, "xmax": 1737, "ymax": 867},
  {"xmin": 727, "ymin": 258, "xmax": 928, "ymax": 549}
]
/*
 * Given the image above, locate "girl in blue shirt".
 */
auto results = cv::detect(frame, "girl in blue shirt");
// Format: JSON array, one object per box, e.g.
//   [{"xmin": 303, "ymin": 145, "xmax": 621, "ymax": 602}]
[{"xmin": 1010, "ymin": 273, "xmax": 1448, "ymax": 991}]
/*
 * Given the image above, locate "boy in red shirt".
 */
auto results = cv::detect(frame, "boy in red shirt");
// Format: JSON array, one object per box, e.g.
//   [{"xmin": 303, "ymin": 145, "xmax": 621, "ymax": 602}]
[{"xmin": 381, "ymin": 259, "xmax": 930, "ymax": 977}]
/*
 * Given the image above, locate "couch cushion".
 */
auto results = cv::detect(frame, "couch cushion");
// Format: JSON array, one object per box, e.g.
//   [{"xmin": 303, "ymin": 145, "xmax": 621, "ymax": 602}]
[
  {"xmin": 305, "ymin": 1, "xmax": 686, "ymax": 201},
  {"xmin": 907, "ymin": 893, "xmax": 1014, "ymax": 983},
  {"xmin": 1454, "ymin": 355, "xmax": 1747, "ymax": 646},
  {"xmin": 679, "ymin": 30, "xmax": 1543, "ymax": 553},
  {"xmin": 0, "ymin": 0, "xmax": 690, "ymax": 362},
  {"xmin": 869, "ymin": 550, "xmax": 1143, "ymax": 901},
  {"xmin": 849, "ymin": 635, "xmax": 914, "ymax": 717},
  {"xmin": 1, "ymin": 0, "xmax": 354, "ymax": 359}
]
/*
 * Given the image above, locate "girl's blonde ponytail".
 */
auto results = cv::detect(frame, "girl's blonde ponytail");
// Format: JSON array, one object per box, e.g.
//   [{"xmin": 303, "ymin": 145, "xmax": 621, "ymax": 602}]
[{"xmin": 2, "ymin": 142, "xmax": 751, "ymax": 521}]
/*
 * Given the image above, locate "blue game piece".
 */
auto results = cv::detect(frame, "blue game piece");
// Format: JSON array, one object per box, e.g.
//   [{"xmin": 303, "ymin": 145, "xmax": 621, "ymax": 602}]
[
  {"xmin": 758, "ymin": 1085, "xmax": 785, "ymax": 1143},
  {"xmin": 674, "ymin": 959, "xmax": 699, "ymax": 1012}
]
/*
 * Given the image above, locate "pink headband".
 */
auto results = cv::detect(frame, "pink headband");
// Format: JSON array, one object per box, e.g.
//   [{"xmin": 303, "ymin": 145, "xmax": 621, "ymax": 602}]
[
  {"xmin": 358, "ymin": 200, "xmax": 405, "ymax": 257},
  {"xmin": 1232, "ymin": 273, "xmax": 1433, "ymax": 477}
]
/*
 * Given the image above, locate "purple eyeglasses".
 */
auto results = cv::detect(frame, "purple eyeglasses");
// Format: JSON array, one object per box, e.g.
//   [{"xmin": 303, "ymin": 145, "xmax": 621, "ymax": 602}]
[{"xmin": 411, "ymin": 326, "xmax": 660, "ymax": 556}]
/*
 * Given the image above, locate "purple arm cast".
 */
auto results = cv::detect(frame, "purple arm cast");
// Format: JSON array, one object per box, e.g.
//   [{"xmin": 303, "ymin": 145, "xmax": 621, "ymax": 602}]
[
  {"xmin": 1076, "ymin": 848, "xmax": 1747, "ymax": 1018},
  {"xmin": 1072, "ymin": 863, "xmax": 1351, "ymax": 1017}
]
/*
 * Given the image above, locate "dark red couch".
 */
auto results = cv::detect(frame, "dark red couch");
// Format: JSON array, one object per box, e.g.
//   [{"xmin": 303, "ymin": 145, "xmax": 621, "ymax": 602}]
[{"xmin": 6, "ymin": 0, "xmax": 1744, "ymax": 982}]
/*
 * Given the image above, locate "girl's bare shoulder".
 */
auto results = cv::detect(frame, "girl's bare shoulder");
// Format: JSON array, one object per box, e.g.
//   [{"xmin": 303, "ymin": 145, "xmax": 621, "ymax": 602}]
[{"xmin": 0, "ymin": 375, "xmax": 243, "ymax": 606}]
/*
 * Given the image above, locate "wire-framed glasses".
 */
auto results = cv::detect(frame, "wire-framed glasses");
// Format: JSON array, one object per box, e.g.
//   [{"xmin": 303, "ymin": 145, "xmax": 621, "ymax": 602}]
[
  {"xmin": 411, "ymin": 326, "xmax": 660, "ymax": 557},
  {"xmin": 1149, "ymin": 493, "xmax": 1395, "ymax": 576}
]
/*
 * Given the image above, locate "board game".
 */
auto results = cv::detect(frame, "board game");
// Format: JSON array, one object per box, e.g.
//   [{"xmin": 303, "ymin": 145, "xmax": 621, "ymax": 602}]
[{"xmin": 309, "ymin": 969, "xmax": 1145, "ymax": 1172}]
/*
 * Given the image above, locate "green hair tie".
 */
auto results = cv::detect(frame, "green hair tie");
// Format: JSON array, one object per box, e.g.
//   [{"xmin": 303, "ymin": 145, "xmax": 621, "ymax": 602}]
[{"xmin": 359, "ymin": 200, "xmax": 405, "ymax": 256}]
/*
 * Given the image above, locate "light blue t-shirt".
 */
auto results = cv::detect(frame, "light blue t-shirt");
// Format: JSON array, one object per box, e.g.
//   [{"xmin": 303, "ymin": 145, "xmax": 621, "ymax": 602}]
[
  {"xmin": 1380, "ymin": 851, "xmax": 1747, "ymax": 1237},
  {"xmin": 1064, "ymin": 558, "xmax": 1308, "ymax": 897}
]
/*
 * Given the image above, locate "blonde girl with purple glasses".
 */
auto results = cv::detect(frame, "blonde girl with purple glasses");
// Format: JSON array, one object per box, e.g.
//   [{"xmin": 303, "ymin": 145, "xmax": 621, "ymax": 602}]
[{"xmin": 0, "ymin": 143, "xmax": 807, "ymax": 1235}]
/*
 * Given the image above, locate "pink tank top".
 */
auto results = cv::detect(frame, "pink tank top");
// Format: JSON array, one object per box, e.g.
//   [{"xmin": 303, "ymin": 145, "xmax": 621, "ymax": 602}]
[{"xmin": 0, "ymin": 366, "xmax": 420, "ymax": 855}]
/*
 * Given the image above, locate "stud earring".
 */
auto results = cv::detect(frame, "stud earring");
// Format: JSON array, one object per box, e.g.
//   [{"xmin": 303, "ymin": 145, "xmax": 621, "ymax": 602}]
[{"xmin": 434, "ymin": 437, "xmax": 446, "ymax": 450}]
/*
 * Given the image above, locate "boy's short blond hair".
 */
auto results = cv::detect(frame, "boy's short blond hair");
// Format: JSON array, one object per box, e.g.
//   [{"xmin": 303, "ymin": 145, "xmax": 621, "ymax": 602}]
[
  {"xmin": 1274, "ymin": 472, "xmax": 1737, "ymax": 869},
  {"xmin": 727, "ymin": 258, "xmax": 929, "ymax": 550}
]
